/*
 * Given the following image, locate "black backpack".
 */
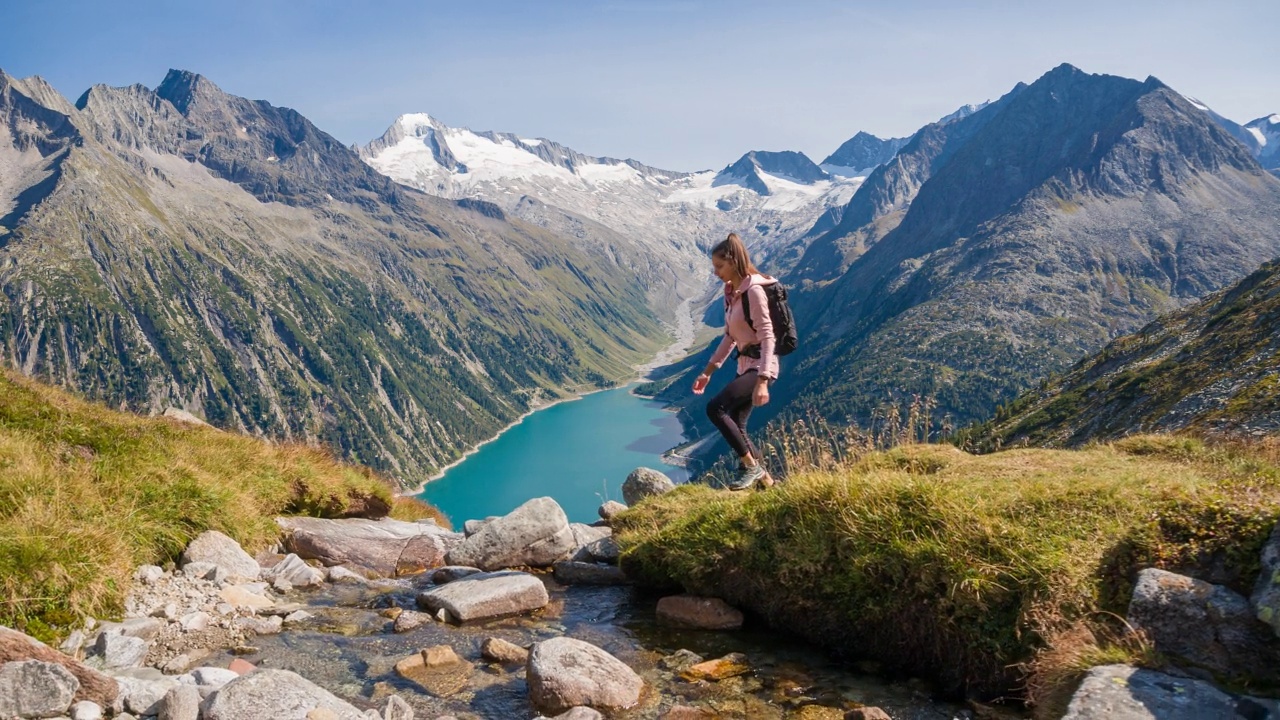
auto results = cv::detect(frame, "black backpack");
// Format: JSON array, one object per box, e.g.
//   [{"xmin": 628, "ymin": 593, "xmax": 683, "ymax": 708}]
[{"xmin": 740, "ymin": 281, "xmax": 799, "ymax": 356}]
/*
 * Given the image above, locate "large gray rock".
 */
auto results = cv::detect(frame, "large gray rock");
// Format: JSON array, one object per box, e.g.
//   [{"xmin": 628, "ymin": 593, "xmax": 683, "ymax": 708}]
[
  {"xmin": 201, "ymin": 669, "xmax": 367, "ymax": 720},
  {"xmin": 445, "ymin": 497, "xmax": 575, "ymax": 571},
  {"xmin": 0, "ymin": 626, "xmax": 119, "ymax": 707},
  {"xmin": 90, "ymin": 633, "xmax": 149, "ymax": 671},
  {"xmin": 276, "ymin": 517, "xmax": 461, "ymax": 577},
  {"xmin": 260, "ymin": 553, "xmax": 325, "ymax": 587},
  {"xmin": 1253, "ymin": 520, "xmax": 1280, "ymax": 637},
  {"xmin": 1128, "ymin": 568, "xmax": 1276, "ymax": 678},
  {"xmin": 597, "ymin": 501, "xmax": 627, "ymax": 522},
  {"xmin": 111, "ymin": 668, "xmax": 180, "ymax": 716},
  {"xmin": 180, "ymin": 530, "xmax": 259, "ymax": 581},
  {"xmin": 159, "ymin": 684, "xmax": 200, "ymax": 720},
  {"xmin": 526, "ymin": 637, "xmax": 643, "ymax": 713},
  {"xmin": 621, "ymin": 468, "xmax": 675, "ymax": 506},
  {"xmin": 0, "ymin": 660, "xmax": 79, "ymax": 719},
  {"xmin": 581, "ymin": 536, "xmax": 620, "ymax": 564},
  {"xmin": 96, "ymin": 618, "xmax": 163, "ymax": 643},
  {"xmin": 417, "ymin": 571, "xmax": 549, "ymax": 622},
  {"xmin": 1061, "ymin": 664, "xmax": 1278, "ymax": 719}
]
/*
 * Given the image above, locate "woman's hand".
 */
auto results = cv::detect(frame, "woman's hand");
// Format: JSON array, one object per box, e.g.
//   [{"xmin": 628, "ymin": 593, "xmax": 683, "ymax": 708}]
[
  {"xmin": 752, "ymin": 380, "xmax": 770, "ymax": 406},
  {"xmin": 692, "ymin": 373, "xmax": 710, "ymax": 395}
]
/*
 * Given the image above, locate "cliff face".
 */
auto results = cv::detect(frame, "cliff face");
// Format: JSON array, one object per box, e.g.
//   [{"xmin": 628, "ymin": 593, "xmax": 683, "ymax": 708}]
[{"xmin": 0, "ymin": 69, "xmax": 678, "ymax": 485}]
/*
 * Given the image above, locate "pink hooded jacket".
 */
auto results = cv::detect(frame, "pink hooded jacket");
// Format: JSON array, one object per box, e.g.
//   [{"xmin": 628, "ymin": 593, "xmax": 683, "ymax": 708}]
[{"xmin": 709, "ymin": 273, "xmax": 780, "ymax": 380}]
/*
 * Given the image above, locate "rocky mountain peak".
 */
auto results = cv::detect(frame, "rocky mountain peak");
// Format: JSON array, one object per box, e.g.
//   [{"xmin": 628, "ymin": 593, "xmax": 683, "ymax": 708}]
[
  {"xmin": 821, "ymin": 131, "xmax": 909, "ymax": 174},
  {"xmin": 155, "ymin": 69, "xmax": 225, "ymax": 115},
  {"xmin": 720, "ymin": 151, "xmax": 828, "ymax": 195}
]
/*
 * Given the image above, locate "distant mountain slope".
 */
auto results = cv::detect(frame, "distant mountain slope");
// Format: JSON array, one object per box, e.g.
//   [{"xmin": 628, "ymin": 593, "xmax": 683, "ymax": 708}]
[
  {"xmin": 972, "ymin": 258, "xmax": 1280, "ymax": 448},
  {"xmin": 0, "ymin": 68, "xmax": 679, "ymax": 486},
  {"xmin": 775, "ymin": 64, "xmax": 1280, "ymax": 432}
]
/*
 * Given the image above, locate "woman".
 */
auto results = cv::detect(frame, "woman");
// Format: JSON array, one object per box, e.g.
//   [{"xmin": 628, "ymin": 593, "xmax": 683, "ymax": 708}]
[{"xmin": 692, "ymin": 232, "xmax": 778, "ymax": 491}]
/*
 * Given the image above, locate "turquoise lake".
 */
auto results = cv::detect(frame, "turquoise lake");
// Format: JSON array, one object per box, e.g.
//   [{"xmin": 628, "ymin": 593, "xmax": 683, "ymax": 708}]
[{"xmin": 416, "ymin": 386, "xmax": 690, "ymax": 525}]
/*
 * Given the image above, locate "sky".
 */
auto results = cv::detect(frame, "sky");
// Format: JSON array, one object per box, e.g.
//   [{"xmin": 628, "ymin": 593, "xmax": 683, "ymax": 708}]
[{"xmin": 2, "ymin": 0, "xmax": 1277, "ymax": 172}]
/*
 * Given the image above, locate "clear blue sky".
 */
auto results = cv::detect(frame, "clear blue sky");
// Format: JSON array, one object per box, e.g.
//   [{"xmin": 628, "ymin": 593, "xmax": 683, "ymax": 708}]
[{"xmin": 2, "ymin": 0, "xmax": 1276, "ymax": 172}]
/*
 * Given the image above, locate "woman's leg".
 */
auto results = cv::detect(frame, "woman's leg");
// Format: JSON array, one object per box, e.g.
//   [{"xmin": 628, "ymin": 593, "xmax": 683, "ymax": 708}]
[{"xmin": 705, "ymin": 370, "xmax": 759, "ymax": 460}]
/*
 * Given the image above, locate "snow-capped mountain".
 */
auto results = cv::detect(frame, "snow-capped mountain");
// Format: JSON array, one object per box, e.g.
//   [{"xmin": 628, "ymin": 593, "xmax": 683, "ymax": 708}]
[
  {"xmin": 1182, "ymin": 97, "xmax": 1279, "ymax": 174},
  {"xmin": 358, "ymin": 114, "xmax": 863, "ymax": 271},
  {"xmin": 820, "ymin": 103, "xmax": 992, "ymax": 178},
  {"xmin": 1244, "ymin": 114, "xmax": 1280, "ymax": 171}
]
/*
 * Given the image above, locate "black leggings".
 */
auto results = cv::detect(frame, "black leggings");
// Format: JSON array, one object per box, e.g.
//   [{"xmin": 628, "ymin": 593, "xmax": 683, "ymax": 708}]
[{"xmin": 706, "ymin": 370, "xmax": 762, "ymax": 461}]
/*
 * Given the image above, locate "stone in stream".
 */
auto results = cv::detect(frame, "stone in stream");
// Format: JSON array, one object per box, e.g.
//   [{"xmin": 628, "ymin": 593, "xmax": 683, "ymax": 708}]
[
  {"xmin": 446, "ymin": 497, "xmax": 576, "ymax": 571},
  {"xmin": 381, "ymin": 694, "xmax": 414, "ymax": 720},
  {"xmin": 0, "ymin": 659, "xmax": 79, "ymax": 719},
  {"xmin": 0, "ymin": 626, "xmax": 119, "ymax": 707},
  {"xmin": 429, "ymin": 566, "xmax": 482, "ymax": 584},
  {"xmin": 180, "ymin": 530, "xmax": 260, "ymax": 581},
  {"xmin": 393, "ymin": 610, "xmax": 434, "ymax": 634},
  {"xmin": 581, "ymin": 536, "xmax": 620, "ymax": 564},
  {"xmin": 261, "ymin": 553, "xmax": 326, "ymax": 587},
  {"xmin": 621, "ymin": 467, "xmax": 675, "ymax": 506},
  {"xmin": 416, "ymin": 571, "xmax": 550, "ymax": 622},
  {"xmin": 202, "ymin": 669, "xmax": 368, "ymax": 720},
  {"xmin": 276, "ymin": 517, "xmax": 462, "ymax": 577},
  {"xmin": 394, "ymin": 646, "xmax": 473, "ymax": 697},
  {"xmin": 679, "ymin": 653, "xmax": 751, "ymax": 681},
  {"xmin": 526, "ymin": 637, "xmax": 643, "ymax": 713},
  {"xmin": 552, "ymin": 561, "xmax": 630, "ymax": 586},
  {"xmin": 656, "ymin": 595, "xmax": 744, "ymax": 630},
  {"xmin": 537, "ymin": 708, "xmax": 604, "ymax": 720},
  {"xmin": 327, "ymin": 565, "xmax": 369, "ymax": 584},
  {"xmin": 481, "ymin": 637, "xmax": 529, "ymax": 665}
]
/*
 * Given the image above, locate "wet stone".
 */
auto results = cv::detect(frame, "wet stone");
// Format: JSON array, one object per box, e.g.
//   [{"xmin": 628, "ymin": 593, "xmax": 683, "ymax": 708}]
[{"xmin": 680, "ymin": 653, "xmax": 751, "ymax": 682}]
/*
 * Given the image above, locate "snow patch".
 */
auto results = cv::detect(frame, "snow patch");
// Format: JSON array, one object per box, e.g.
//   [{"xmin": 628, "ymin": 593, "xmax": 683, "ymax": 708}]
[
  {"xmin": 1270, "ymin": 114, "xmax": 1280, "ymax": 125},
  {"xmin": 1247, "ymin": 126, "xmax": 1268, "ymax": 148},
  {"xmin": 820, "ymin": 164, "xmax": 873, "ymax": 179}
]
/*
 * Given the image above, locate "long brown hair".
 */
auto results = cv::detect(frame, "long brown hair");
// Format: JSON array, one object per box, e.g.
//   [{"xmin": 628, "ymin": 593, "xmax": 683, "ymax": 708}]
[{"xmin": 710, "ymin": 232, "xmax": 760, "ymax": 280}]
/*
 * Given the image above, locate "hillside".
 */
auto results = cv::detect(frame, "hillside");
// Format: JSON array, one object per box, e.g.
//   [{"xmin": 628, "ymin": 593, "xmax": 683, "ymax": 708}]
[
  {"xmin": 973, "ymin": 259, "xmax": 1280, "ymax": 449},
  {"xmin": 0, "ymin": 68, "xmax": 681, "ymax": 485},
  {"xmin": 0, "ymin": 367, "xmax": 433, "ymax": 638}
]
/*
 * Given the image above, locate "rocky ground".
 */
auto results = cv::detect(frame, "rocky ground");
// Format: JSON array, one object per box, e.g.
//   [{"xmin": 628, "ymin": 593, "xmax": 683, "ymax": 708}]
[{"xmin": 5, "ymin": 467, "xmax": 1280, "ymax": 719}]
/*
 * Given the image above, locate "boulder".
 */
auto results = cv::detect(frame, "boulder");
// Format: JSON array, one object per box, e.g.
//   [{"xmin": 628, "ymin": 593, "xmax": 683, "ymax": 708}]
[
  {"xmin": 552, "ymin": 561, "xmax": 630, "ymax": 586},
  {"xmin": 582, "ymin": 537, "xmax": 620, "ymax": 564},
  {"xmin": 0, "ymin": 626, "xmax": 118, "ymax": 706},
  {"xmin": 1061, "ymin": 664, "xmax": 1277, "ymax": 719},
  {"xmin": 180, "ymin": 530, "xmax": 259, "ymax": 581},
  {"xmin": 656, "ymin": 595, "xmax": 744, "ymax": 630},
  {"xmin": 568, "ymin": 524, "xmax": 612, "ymax": 554},
  {"xmin": 158, "ymin": 684, "xmax": 200, "ymax": 720},
  {"xmin": 621, "ymin": 468, "xmax": 675, "ymax": 506},
  {"xmin": 481, "ymin": 637, "xmax": 529, "ymax": 665},
  {"xmin": 417, "ymin": 571, "xmax": 549, "ymax": 622},
  {"xmin": 1128, "ymin": 568, "xmax": 1276, "ymax": 678},
  {"xmin": 261, "ymin": 554, "xmax": 326, "ymax": 587},
  {"xmin": 326, "ymin": 566, "xmax": 369, "ymax": 584},
  {"xmin": 0, "ymin": 660, "xmax": 79, "ymax": 719},
  {"xmin": 202, "ymin": 669, "xmax": 368, "ymax": 720},
  {"xmin": 526, "ymin": 637, "xmax": 643, "ymax": 713},
  {"xmin": 1253, "ymin": 520, "xmax": 1280, "ymax": 637},
  {"xmin": 597, "ymin": 501, "xmax": 627, "ymax": 521},
  {"xmin": 112, "ymin": 668, "xmax": 180, "ymax": 716},
  {"xmin": 463, "ymin": 518, "xmax": 497, "ymax": 537},
  {"xmin": 445, "ymin": 497, "xmax": 575, "ymax": 571},
  {"xmin": 276, "ymin": 517, "xmax": 460, "ymax": 577},
  {"xmin": 90, "ymin": 633, "xmax": 148, "ymax": 671}
]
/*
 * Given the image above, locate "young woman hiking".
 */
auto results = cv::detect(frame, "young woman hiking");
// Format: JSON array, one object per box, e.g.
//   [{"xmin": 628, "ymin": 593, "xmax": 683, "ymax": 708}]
[{"xmin": 692, "ymin": 232, "xmax": 778, "ymax": 491}]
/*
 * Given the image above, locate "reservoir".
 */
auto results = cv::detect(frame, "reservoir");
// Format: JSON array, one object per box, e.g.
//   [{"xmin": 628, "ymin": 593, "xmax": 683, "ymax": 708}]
[{"xmin": 416, "ymin": 385, "xmax": 690, "ymax": 525}]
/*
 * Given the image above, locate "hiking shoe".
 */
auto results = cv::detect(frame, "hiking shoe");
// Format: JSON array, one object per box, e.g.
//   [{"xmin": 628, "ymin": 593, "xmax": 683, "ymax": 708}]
[{"xmin": 727, "ymin": 463, "xmax": 766, "ymax": 491}]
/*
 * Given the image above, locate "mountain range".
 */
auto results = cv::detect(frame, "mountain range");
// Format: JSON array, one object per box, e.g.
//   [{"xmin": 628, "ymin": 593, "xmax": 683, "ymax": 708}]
[{"xmin": 0, "ymin": 69, "xmax": 681, "ymax": 484}]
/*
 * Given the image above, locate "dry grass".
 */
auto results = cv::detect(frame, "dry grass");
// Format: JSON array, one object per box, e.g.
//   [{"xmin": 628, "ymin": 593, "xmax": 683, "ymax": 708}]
[
  {"xmin": 0, "ymin": 369, "xmax": 439, "ymax": 640},
  {"xmin": 616, "ymin": 432, "xmax": 1280, "ymax": 702}
]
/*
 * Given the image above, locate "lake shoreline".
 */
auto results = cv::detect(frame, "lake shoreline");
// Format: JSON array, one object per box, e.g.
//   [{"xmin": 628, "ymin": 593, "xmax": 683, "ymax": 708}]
[{"xmin": 401, "ymin": 298, "xmax": 702, "ymax": 497}]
